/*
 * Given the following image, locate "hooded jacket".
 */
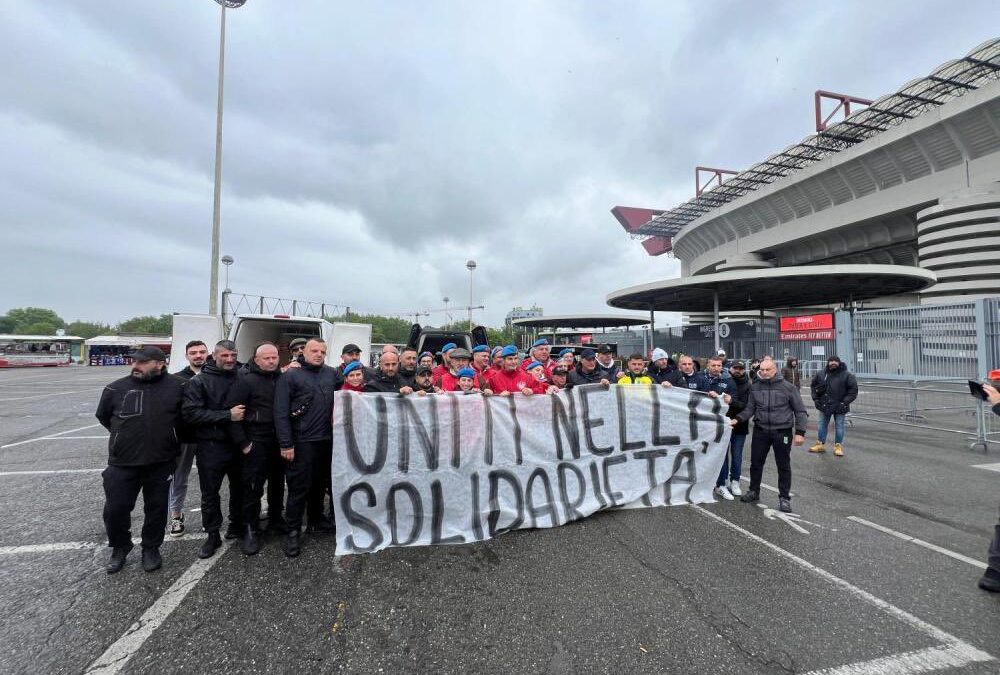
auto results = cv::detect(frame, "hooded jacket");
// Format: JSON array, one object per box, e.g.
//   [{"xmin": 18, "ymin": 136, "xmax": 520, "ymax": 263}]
[
  {"xmin": 726, "ymin": 371, "xmax": 752, "ymax": 435},
  {"xmin": 736, "ymin": 372, "xmax": 808, "ymax": 434},
  {"xmin": 226, "ymin": 359, "xmax": 281, "ymax": 448},
  {"xmin": 274, "ymin": 360, "xmax": 342, "ymax": 447},
  {"xmin": 810, "ymin": 361, "xmax": 858, "ymax": 415},
  {"xmin": 96, "ymin": 370, "xmax": 186, "ymax": 466},
  {"xmin": 182, "ymin": 362, "xmax": 240, "ymax": 443}
]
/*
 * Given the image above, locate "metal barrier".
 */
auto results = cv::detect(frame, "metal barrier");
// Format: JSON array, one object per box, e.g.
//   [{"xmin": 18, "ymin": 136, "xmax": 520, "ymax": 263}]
[{"xmin": 848, "ymin": 379, "xmax": 998, "ymax": 452}]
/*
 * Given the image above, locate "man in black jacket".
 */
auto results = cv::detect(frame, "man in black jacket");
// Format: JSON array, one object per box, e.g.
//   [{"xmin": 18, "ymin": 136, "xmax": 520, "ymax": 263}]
[
  {"xmin": 809, "ymin": 356, "xmax": 859, "ymax": 456},
  {"xmin": 364, "ymin": 350, "xmax": 405, "ymax": 393},
  {"xmin": 980, "ymin": 381, "xmax": 1000, "ymax": 593},
  {"xmin": 96, "ymin": 346, "xmax": 186, "ymax": 574},
  {"xmin": 167, "ymin": 339, "xmax": 207, "ymax": 537},
  {"xmin": 732, "ymin": 357, "xmax": 808, "ymax": 513},
  {"xmin": 182, "ymin": 339, "xmax": 246, "ymax": 559},
  {"xmin": 714, "ymin": 360, "xmax": 751, "ymax": 501},
  {"xmin": 226, "ymin": 343, "xmax": 283, "ymax": 555},
  {"xmin": 274, "ymin": 337, "xmax": 342, "ymax": 557},
  {"xmin": 566, "ymin": 348, "xmax": 612, "ymax": 388}
]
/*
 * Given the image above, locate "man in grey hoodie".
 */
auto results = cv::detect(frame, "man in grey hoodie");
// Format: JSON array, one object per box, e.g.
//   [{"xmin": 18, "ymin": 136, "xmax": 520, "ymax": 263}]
[{"xmin": 731, "ymin": 357, "xmax": 808, "ymax": 513}]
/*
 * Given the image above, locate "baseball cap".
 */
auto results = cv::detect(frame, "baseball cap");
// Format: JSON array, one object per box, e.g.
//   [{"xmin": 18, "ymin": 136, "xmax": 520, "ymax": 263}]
[
  {"xmin": 581, "ymin": 348, "xmax": 597, "ymax": 359},
  {"xmin": 731, "ymin": 360, "xmax": 746, "ymax": 369},
  {"xmin": 416, "ymin": 365, "xmax": 433, "ymax": 376},
  {"xmin": 597, "ymin": 344, "xmax": 613, "ymax": 354},
  {"xmin": 342, "ymin": 343, "xmax": 361, "ymax": 355},
  {"xmin": 130, "ymin": 346, "xmax": 167, "ymax": 362}
]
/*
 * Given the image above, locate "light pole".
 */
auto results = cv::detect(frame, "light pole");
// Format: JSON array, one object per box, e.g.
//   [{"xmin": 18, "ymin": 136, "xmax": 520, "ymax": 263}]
[
  {"xmin": 466, "ymin": 259, "xmax": 477, "ymax": 328},
  {"xmin": 443, "ymin": 297, "xmax": 450, "ymax": 328},
  {"xmin": 208, "ymin": 0, "xmax": 248, "ymax": 316},
  {"xmin": 221, "ymin": 255, "xmax": 234, "ymax": 291}
]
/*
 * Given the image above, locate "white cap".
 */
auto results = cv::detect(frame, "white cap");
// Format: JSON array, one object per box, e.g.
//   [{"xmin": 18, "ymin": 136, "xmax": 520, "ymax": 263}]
[
  {"xmin": 717, "ymin": 349, "xmax": 726, "ymax": 356},
  {"xmin": 651, "ymin": 348, "xmax": 669, "ymax": 361}
]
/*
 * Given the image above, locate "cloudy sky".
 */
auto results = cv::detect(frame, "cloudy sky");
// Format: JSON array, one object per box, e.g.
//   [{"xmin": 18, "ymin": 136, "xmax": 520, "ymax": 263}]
[{"xmin": 2, "ymin": 1, "xmax": 998, "ymax": 327}]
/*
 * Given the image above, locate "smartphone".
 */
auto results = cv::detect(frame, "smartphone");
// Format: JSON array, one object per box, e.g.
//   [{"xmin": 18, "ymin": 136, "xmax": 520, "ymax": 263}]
[{"xmin": 968, "ymin": 380, "xmax": 988, "ymax": 400}]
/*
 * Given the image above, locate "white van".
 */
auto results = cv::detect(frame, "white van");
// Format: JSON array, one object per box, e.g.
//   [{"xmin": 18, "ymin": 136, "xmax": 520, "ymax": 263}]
[{"xmin": 169, "ymin": 313, "xmax": 372, "ymax": 373}]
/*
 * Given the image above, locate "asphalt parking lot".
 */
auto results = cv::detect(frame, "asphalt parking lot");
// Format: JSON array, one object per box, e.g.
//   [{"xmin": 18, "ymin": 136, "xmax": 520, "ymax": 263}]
[{"xmin": 1, "ymin": 366, "xmax": 998, "ymax": 674}]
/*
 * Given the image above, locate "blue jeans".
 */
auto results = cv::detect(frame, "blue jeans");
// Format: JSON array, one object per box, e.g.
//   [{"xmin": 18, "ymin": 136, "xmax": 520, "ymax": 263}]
[
  {"xmin": 717, "ymin": 433, "xmax": 747, "ymax": 486},
  {"xmin": 818, "ymin": 412, "xmax": 846, "ymax": 444}
]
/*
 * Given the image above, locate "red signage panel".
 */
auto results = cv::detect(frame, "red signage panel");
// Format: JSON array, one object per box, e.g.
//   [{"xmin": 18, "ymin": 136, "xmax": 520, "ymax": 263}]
[
  {"xmin": 779, "ymin": 313, "xmax": 834, "ymax": 332},
  {"xmin": 779, "ymin": 330, "xmax": 835, "ymax": 341}
]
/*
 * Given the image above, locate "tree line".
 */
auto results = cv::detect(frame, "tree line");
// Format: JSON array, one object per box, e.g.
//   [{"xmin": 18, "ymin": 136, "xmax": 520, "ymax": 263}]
[{"xmin": 1, "ymin": 307, "xmax": 519, "ymax": 345}]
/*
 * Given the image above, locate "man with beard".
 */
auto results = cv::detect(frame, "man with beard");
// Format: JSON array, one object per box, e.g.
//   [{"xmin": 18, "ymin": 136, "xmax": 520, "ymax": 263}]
[
  {"xmin": 714, "ymin": 360, "xmax": 750, "ymax": 501},
  {"xmin": 595, "ymin": 344, "xmax": 623, "ymax": 381},
  {"xmin": 809, "ymin": 356, "xmax": 858, "ymax": 457},
  {"xmin": 182, "ymin": 340, "xmax": 246, "ymax": 559},
  {"xmin": 365, "ymin": 350, "xmax": 406, "ymax": 393},
  {"xmin": 275, "ymin": 338, "xmax": 341, "ymax": 556},
  {"xmin": 399, "ymin": 347, "xmax": 419, "ymax": 386},
  {"xmin": 226, "ymin": 343, "xmax": 283, "ymax": 555},
  {"xmin": 566, "ymin": 348, "xmax": 612, "ymax": 388},
  {"xmin": 96, "ymin": 346, "xmax": 186, "ymax": 574},
  {"xmin": 167, "ymin": 340, "xmax": 207, "ymax": 537}
]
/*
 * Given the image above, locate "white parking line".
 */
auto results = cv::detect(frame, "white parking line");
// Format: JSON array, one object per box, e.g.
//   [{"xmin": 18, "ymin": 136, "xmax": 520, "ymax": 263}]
[
  {"xmin": 0, "ymin": 468, "xmax": 103, "ymax": 476},
  {"xmin": 846, "ymin": 516, "xmax": 987, "ymax": 570},
  {"xmin": 0, "ymin": 389, "xmax": 93, "ymax": 402},
  {"xmin": 1, "ymin": 423, "xmax": 102, "ymax": 449},
  {"xmin": 0, "ymin": 533, "xmax": 208, "ymax": 556},
  {"xmin": 971, "ymin": 462, "xmax": 1000, "ymax": 474},
  {"xmin": 85, "ymin": 540, "xmax": 232, "ymax": 674},
  {"xmin": 691, "ymin": 505, "xmax": 994, "ymax": 674}
]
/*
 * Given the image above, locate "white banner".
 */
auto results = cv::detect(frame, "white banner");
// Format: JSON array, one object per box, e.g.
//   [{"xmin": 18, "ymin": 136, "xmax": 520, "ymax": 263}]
[{"xmin": 331, "ymin": 384, "xmax": 730, "ymax": 555}]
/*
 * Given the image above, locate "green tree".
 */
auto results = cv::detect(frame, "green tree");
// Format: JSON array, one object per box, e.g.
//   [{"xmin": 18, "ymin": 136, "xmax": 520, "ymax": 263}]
[
  {"xmin": 3, "ymin": 307, "xmax": 65, "ymax": 334},
  {"xmin": 117, "ymin": 314, "xmax": 173, "ymax": 335},
  {"xmin": 0, "ymin": 315, "xmax": 14, "ymax": 333},
  {"xmin": 66, "ymin": 321, "xmax": 111, "ymax": 339}
]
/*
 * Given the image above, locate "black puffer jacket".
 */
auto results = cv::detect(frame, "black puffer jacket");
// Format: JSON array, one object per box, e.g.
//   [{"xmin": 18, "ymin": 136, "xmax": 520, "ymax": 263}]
[
  {"xmin": 274, "ymin": 361, "xmax": 342, "ymax": 447},
  {"xmin": 182, "ymin": 362, "xmax": 239, "ymax": 442},
  {"xmin": 810, "ymin": 363, "xmax": 859, "ymax": 415},
  {"xmin": 227, "ymin": 360, "xmax": 281, "ymax": 448},
  {"xmin": 95, "ymin": 371, "xmax": 186, "ymax": 466},
  {"xmin": 567, "ymin": 364, "xmax": 607, "ymax": 388},
  {"xmin": 364, "ymin": 369, "xmax": 403, "ymax": 393},
  {"xmin": 726, "ymin": 372, "xmax": 752, "ymax": 435},
  {"xmin": 173, "ymin": 366, "xmax": 200, "ymax": 442},
  {"xmin": 736, "ymin": 373, "xmax": 808, "ymax": 434}
]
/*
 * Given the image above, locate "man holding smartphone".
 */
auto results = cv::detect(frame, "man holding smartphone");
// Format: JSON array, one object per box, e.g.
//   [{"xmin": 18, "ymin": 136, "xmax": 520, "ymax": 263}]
[{"xmin": 979, "ymin": 375, "xmax": 1000, "ymax": 593}]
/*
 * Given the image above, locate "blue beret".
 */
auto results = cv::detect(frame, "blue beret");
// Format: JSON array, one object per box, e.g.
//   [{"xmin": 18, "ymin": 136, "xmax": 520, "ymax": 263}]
[
  {"xmin": 456, "ymin": 367, "xmax": 476, "ymax": 379},
  {"xmin": 558, "ymin": 348, "xmax": 573, "ymax": 358},
  {"xmin": 472, "ymin": 345, "xmax": 489, "ymax": 353},
  {"xmin": 525, "ymin": 361, "xmax": 543, "ymax": 371},
  {"xmin": 343, "ymin": 361, "xmax": 363, "ymax": 376},
  {"xmin": 441, "ymin": 343, "xmax": 457, "ymax": 353},
  {"xmin": 491, "ymin": 346, "xmax": 503, "ymax": 356},
  {"xmin": 501, "ymin": 346, "xmax": 518, "ymax": 358},
  {"xmin": 531, "ymin": 338, "xmax": 549, "ymax": 348},
  {"xmin": 418, "ymin": 351, "xmax": 433, "ymax": 360}
]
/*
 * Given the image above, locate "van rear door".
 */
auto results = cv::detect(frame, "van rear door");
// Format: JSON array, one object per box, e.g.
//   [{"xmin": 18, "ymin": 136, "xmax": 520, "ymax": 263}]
[
  {"xmin": 169, "ymin": 313, "xmax": 223, "ymax": 374},
  {"xmin": 327, "ymin": 322, "xmax": 373, "ymax": 368}
]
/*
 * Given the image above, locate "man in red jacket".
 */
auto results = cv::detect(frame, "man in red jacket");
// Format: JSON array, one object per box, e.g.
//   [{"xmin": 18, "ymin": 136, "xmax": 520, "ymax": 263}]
[
  {"xmin": 487, "ymin": 346, "xmax": 546, "ymax": 395},
  {"xmin": 433, "ymin": 343, "xmax": 457, "ymax": 379},
  {"xmin": 437, "ymin": 348, "xmax": 489, "ymax": 391},
  {"xmin": 471, "ymin": 345, "xmax": 491, "ymax": 375},
  {"xmin": 521, "ymin": 338, "xmax": 557, "ymax": 374}
]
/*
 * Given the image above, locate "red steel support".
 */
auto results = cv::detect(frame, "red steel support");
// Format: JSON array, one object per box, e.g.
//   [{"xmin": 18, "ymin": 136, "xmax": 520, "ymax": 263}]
[
  {"xmin": 695, "ymin": 166, "xmax": 738, "ymax": 196},
  {"xmin": 815, "ymin": 90, "xmax": 874, "ymax": 132}
]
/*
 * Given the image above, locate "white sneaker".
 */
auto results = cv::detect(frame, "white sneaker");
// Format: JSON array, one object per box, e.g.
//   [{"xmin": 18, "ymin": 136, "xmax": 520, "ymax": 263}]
[
  {"xmin": 729, "ymin": 480, "xmax": 742, "ymax": 496},
  {"xmin": 714, "ymin": 485, "xmax": 734, "ymax": 501}
]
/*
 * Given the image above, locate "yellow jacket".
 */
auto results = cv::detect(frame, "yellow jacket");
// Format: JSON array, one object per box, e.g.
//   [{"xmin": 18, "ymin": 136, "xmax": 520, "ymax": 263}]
[{"xmin": 617, "ymin": 372, "xmax": 653, "ymax": 385}]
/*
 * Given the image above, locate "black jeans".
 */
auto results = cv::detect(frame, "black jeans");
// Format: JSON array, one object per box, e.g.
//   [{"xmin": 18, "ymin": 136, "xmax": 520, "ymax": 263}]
[
  {"xmin": 196, "ymin": 441, "xmax": 243, "ymax": 533},
  {"xmin": 241, "ymin": 440, "xmax": 280, "ymax": 529},
  {"xmin": 988, "ymin": 504, "xmax": 1000, "ymax": 575},
  {"xmin": 748, "ymin": 427, "xmax": 793, "ymax": 499},
  {"xmin": 265, "ymin": 443, "xmax": 286, "ymax": 525},
  {"xmin": 102, "ymin": 460, "xmax": 175, "ymax": 549},
  {"xmin": 284, "ymin": 438, "xmax": 333, "ymax": 531}
]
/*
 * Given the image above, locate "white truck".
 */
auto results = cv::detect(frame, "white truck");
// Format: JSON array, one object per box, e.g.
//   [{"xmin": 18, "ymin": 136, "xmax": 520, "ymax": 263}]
[{"xmin": 169, "ymin": 313, "xmax": 372, "ymax": 374}]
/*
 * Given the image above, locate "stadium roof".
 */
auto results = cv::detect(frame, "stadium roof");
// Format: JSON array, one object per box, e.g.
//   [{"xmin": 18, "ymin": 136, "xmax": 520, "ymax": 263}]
[
  {"xmin": 637, "ymin": 38, "xmax": 1000, "ymax": 238},
  {"xmin": 511, "ymin": 314, "xmax": 650, "ymax": 329}
]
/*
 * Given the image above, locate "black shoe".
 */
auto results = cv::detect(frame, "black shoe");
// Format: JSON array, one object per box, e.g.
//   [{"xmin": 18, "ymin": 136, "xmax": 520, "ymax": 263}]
[
  {"xmin": 199, "ymin": 531, "xmax": 222, "ymax": 559},
  {"xmin": 284, "ymin": 530, "xmax": 301, "ymax": 558},
  {"xmin": 979, "ymin": 568, "xmax": 1000, "ymax": 593},
  {"xmin": 224, "ymin": 523, "xmax": 241, "ymax": 540},
  {"xmin": 106, "ymin": 543, "xmax": 134, "ymax": 574},
  {"xmin": 241, "ymin": 524, "xmax": 260, "ymax": 556},
  {"xmin": 740, "ymin": 490, "xmax": 759, "ymax": 503},
  {"xmin": 142, "ymin": 547, "xmax": 162, "ymax": 572},
  {"xmin": 778, "ymin": 497, "xmax": 793, "ymax": 513}
]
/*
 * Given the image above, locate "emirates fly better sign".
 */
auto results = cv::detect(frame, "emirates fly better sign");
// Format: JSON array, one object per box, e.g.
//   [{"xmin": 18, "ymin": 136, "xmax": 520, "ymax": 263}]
[
  {"xmin": 779, "ymin": 313, "xmax": 835, "ymax": 341},
  {"xmin": 330, "ymin": 385, "xmax": 730, "ymax": 555}
]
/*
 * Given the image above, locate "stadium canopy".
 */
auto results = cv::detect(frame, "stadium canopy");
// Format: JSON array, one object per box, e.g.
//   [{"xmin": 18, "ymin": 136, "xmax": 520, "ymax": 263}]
[
  {"xmin": 606, "ymin": 264, "xmax": 936, "ymax": 350},
  {"xmin": 511, "ymin": 314, "xmax": 650, "ymax": 330},
  {"xmin": 636, "ymin": 38, "xmax": 1000, "ymax": 239}
]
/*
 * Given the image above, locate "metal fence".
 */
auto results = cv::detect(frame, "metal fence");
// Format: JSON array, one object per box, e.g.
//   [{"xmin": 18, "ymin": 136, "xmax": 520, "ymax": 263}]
[
  {"xmin": 847, "ymin": 379, "xmax": 998, "ymax": 452},
  {"xmin": 221, "ymin": 291, "xmax": 352, "ymax": 331}
]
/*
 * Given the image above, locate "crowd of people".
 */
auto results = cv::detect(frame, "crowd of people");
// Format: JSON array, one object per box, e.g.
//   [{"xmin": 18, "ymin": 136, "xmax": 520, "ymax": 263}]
[{"xmin": 100, "ymin": 335, "xmax": 984, "ymax": 584}]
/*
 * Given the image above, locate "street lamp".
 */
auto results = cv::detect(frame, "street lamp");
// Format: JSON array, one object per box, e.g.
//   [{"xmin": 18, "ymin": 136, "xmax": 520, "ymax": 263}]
[
  {"xmin": 208, "ymin": 0, "xmax": 248, "ymax": 316},
  {"xmin": 443, "ymin": 297, "xmax": 450, "ymax": 328},
  {"xmin": 221, "ymin": 255, "xmax": 234, "ymax": 291},
  {"xmin": 466, "ymin": 259, "xmax": 477, "ymax": 328}
]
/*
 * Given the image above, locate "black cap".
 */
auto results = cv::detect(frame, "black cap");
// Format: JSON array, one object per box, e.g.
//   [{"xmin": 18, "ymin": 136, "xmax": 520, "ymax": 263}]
[
  {"xmin": 597, "ymin": 344, "xmax": 613, "ymax": 354},
  {"xmin": 580, "ymin": 348, "xmax": 597, "ymax": 359},
  {"xmin": 416, "ymin": 365, "xmax": 433, "ymax": 375},
  {"xmin": 342, "ymin": 343, "xmax": 361, "ymax": 355},
  {"xmin": 130, "ymin": 346, "xmax": 167, "ymax": 362},
  {"xmin": 551, "ymin": 367, "xmax": 568, "ymax": 376},
  {"xmin": 731, "ymin": 360, "xmax": 746, "ymax": 369},
  {"xmin": 289, "ymin": 337, "xmax": 307, "ymax": 349}
]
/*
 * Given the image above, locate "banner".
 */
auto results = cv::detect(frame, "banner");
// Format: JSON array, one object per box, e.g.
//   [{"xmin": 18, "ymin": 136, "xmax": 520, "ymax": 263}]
[
  {"xmin": 331, "ymin": 384, "xmax": 731, "ymax": 555},
  {"xmin": 682, "ymin": 320, "xmax": 757, "ymax": 340}
]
